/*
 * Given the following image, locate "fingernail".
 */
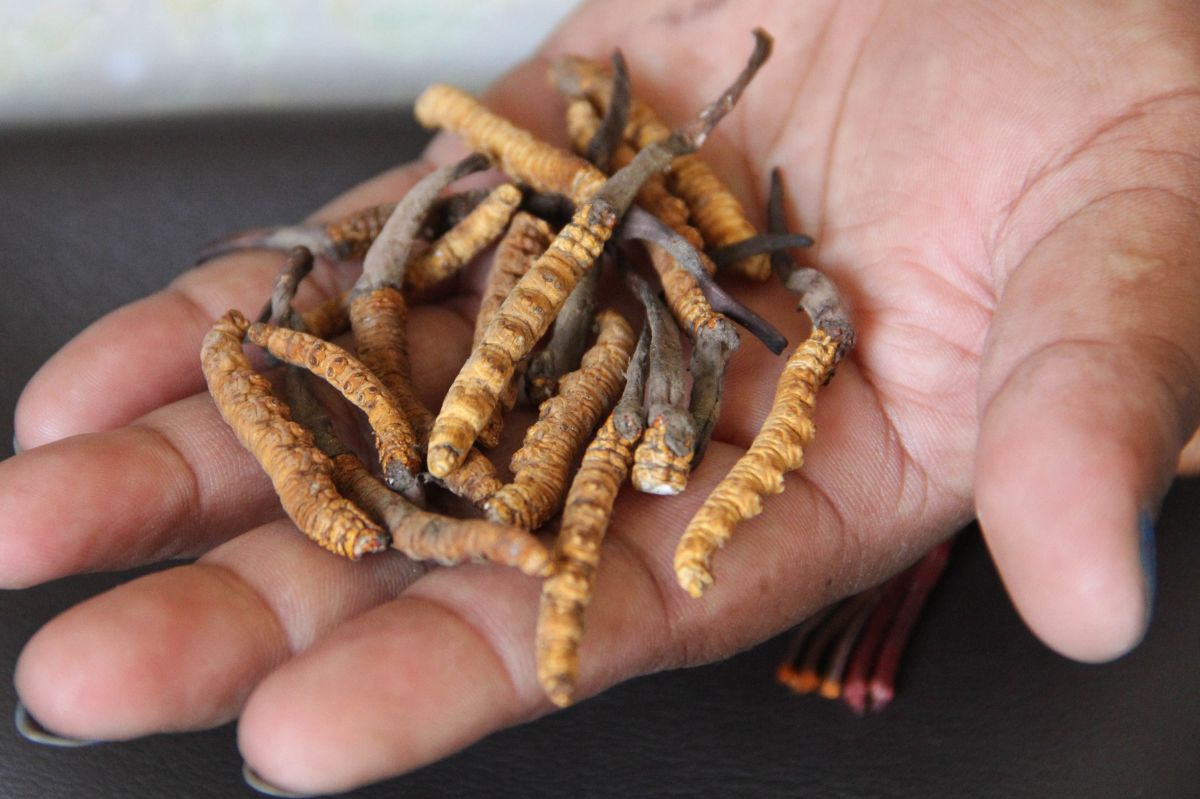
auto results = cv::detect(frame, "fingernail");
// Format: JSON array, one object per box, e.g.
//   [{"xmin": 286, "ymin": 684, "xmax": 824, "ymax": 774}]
[
  {"xmin": 11, "ymin": 433, "xmax": 20, "ymax": 455},
  {"xmin": 14, "ymin": 702, "xmax": 97, "ymax": 748},
  {"xmin": 1138, "ymin": 510, "xmax": 1157, "ymax": 623},
  {"xmin": 243, "ymin": 763, "xmax": 318, "ymax": 798}
]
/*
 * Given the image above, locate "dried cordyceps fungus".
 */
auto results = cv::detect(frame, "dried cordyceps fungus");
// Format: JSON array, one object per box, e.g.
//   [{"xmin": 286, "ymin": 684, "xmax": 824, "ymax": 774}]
[{"xmin": 194, "ymin": 28, "xmax": 959, "ymax": 712}]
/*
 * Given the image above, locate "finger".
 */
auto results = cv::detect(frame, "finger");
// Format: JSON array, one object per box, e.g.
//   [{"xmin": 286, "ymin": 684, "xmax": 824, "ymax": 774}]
[
  {"xmin": 977, "ymin": 189, "xmax": 1200, "ymax": 662},
  {"xmin": 1178, "ymin": 423, "xmax": 1200, "ymax": 475},
  {"xmin": 235, "ymin": 364, "xmax": 952, "ymax": 795},
  {"xmin": 13, "ymin": 520, "xmax": 425, "ymax": 741},
  {"xmin": 13, "ymin": 160, "xmax": 439, "ymax": 451},
  {"xmin": 0, "ymin": 304, "xmax": 473, "ymax": 589},
  {"xmin": 0, "ymin": 393, "xmax": 276, "ymax": 589}
]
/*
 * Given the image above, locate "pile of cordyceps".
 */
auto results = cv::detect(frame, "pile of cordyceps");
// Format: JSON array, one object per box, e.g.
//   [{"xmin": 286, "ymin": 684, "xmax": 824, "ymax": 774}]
[{"xmin": 199, "ymin": 29, "xmax": 861, "ymax": 709}]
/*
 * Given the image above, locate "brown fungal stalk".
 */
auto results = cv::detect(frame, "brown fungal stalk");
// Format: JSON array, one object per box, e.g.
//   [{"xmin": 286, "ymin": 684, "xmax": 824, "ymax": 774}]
[
  {"xmin": 536, "ymin": 326, "xmax": 649, "ymax": 706},
  {"xmin": 201, "ymin": 309, "xmax": 388, "ymax": 559},
  {"xmin": 334, "ymin": 453, "xmax": 550, "ymax": 576},
  {"xmin": 625, "ymin": 269, "xmax": 695, "ymax": 496},
  {"xmin": 767, "ymin": 167, "xmax": 855, "ymax": 358},
  {"xmin": 194, "ymin": 189, "xmax": 494, "ymax": 269},
  {"xmin": 486, "ymin": 308, "xmax": 635, "ymax": 529},
  {"xmin": 524, "ymin": 256, "xmax": 602, "ymax": 405}
]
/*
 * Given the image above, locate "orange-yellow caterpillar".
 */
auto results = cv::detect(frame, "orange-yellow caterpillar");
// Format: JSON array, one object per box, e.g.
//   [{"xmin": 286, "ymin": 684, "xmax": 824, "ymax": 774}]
[
  {"xmin": 674, "ymin": 328, "xmax": 839, "ymax": 597},
  {"xmin": 200, "ymin": 310, "xmax": 388, "ymax": 559},
  {"xmin": 486, "ymin": 309, "xmax": 635, "ymax": 529}
]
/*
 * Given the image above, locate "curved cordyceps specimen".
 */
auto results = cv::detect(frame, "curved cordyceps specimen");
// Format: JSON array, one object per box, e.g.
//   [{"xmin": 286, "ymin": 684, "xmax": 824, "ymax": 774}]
[
  {"xmin": 405, "ymin": 182, "xmax": 523, "ymax": 292},
  {"xmin": 536, "ymin": 331, "xmax": 646, "ymax": 706},
  {"xmin": 537, "ymin": 412, "xmax": 642, "ymax": 707},
  {"xmin": 427, "ymin": 200, "xmax": 619, "ymax": 478},
  {"xmin": 245, "ymin": 321, "xmax": 422, "ymax": 492},
  {"xmin": 349, "ymin": 286, "xmax": 429, "ymax": 439},
  {"xmin": 279, "ymin": 339, "xmax": 522, "ymax": 572},
  {"xmin": 415, "ymin": 84, "xmax": 606, "ymax": 204},
  {"xmin": 332, "ymin": 452, "xmax": 550, "ymax": 577},
  {"xmin": 194, "ymin": 188, "xmax": 495, "ymax": 268},
  {"xmin": 475, "ymin": 211, "xmax": 555, "ymax": 449},
  {"xmin": 476, "ymin": 212, "xmax": 556, "ymax": 344},
  {"xmin": 486, "ymin": 308, "xmax": 635, "ymax": 529},
  {"xmin": 201, "ymin": 310, "xmax": 387, "ymax": 559},
  {"xmin": 624, "ymin": 269, "xmax": 695, "ymax": 495},
  {"xmin": 525, "ymin": 258, "xmax": 602, "ymax": 405},
  {"xmin": 344, "ymin": 155, "xmax": 504, "ymax": 501},
  {"xmin": 674, "ymin": 328, "xmax": 839, "ymax": 597}
]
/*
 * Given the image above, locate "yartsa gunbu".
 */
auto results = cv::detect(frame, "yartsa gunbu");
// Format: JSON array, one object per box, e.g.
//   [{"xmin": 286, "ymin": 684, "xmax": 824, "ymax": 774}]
[{"xmin": 198, "ymin": 29, "xmax": 853, "ymax": 708}]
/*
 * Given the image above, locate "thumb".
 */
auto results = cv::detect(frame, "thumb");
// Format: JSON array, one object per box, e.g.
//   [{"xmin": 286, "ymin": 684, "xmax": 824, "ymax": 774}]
[{"xmin": 976, "ymin": 186, "xmax": 1200, "ymax": 662}]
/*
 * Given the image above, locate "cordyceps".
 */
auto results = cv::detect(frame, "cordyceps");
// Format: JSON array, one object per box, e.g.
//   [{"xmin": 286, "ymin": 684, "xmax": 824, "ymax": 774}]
[
  {"xmin": 201, "ymin": 308, "xmax": 388, "ymax": 560},
  {"xmin": 421, "ymin": 28, "xmax": 777, "ymax": 479},
  {"xmin": 486, "ymin": 308, "xmax": 636, "ymax": 530},
  {"xmin": 673, "ymin": 167, "xmax": 855, "ymax": 597},
  {"xmin": 194, "ymin": 28, "xmax": 897, "ymax": 711}
]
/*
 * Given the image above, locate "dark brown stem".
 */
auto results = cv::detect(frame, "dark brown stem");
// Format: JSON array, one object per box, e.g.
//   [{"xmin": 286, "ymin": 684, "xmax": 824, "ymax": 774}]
[
  {"xmin": 258, "ymin": 247, "xmax": 316, "ymax": 327},
  {"xmin": 195, "ymin": 189, "xmax": 493, "ymax": 268},
  {"xmin": 708, "ymin": 233, "xmax": 813, "ymax": 269},
  {"xmin": 525, "ymin": 255, "xmax": 603, "ymax": 404},
  {"xmin": 520, "ymin": 191, "xmax": 576, "ymax": 226},
  {"xmin": 625, "ymin": 269, "xmax": 693, "ymax": 457},
  {"xmin": 357, "ymin": 153, "xmax": 489, "ymax": 292},
  {"xmin": 767, "ymin": 166, "xmax": 854, "ymax": 360},
  {"xmin": 586, "ymin": 50, "xmax": 630, "ymax": 172},
  {"xmin": 612, "ymin": 324, "xmax": 650, "ymax": 440},
  {"xmin": 687, "ymin": 336, "xmax": 731, "ymax": 465},
  {"xmin": 594, "ymin": 29, "xmax": 773, "ymax": 216},
  {"xmin": 621, "ymin": 207, "xmax": 786, "ymax": 354}
]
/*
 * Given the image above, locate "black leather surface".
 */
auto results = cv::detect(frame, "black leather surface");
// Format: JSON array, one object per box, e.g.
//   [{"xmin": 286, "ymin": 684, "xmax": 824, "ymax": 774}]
[{"xmin": 1, "ymin": 113, "xmax": 1197, "ymax": 798}]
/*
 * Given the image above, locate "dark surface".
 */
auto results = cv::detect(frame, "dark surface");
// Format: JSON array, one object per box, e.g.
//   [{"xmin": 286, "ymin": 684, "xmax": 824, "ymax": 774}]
[{"xmin": 1, "ymin": 113, "xmax": 1198, "ymax": 799}]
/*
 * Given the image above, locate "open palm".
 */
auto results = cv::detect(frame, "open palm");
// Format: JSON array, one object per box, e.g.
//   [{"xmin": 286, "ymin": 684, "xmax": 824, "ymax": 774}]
[{"xmin": 5, "ymin": 1, "xmax": 1199, "ymax": 794}]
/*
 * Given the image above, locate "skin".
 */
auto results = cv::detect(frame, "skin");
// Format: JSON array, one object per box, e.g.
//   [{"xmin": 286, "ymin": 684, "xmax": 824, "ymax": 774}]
[{"xmin": 5, "ymin": 0, "xmax": 1200, "ymax": 793}]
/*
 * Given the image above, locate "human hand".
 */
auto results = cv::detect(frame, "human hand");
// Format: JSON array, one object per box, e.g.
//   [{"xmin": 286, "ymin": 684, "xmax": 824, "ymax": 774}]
[{"xmin": 6, "ymin": 0, "xmax": 1200, "ymax": 794}]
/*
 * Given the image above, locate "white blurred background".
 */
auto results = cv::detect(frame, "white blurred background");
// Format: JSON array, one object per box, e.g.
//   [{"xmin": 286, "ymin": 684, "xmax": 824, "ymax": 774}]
[{"xmin": 0, "ymin": 1, "xmax": 582, "ymax": 125}]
